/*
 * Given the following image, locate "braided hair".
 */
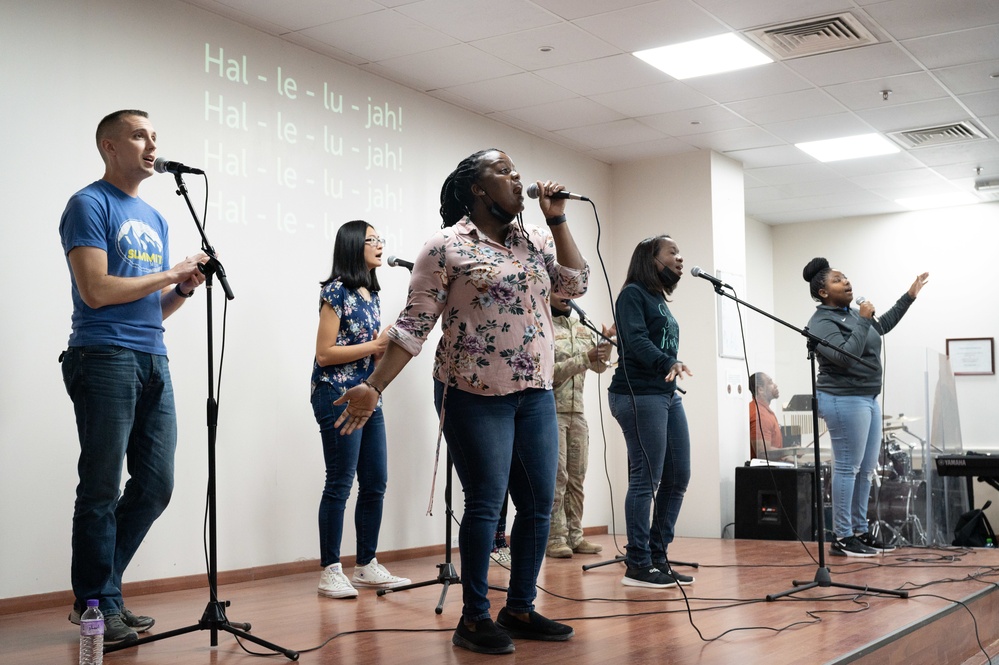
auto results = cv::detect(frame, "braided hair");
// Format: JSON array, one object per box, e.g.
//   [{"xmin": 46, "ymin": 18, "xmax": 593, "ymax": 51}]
[
  {"xmin": 802, "ymin": 257, "xmax": 831, "ymax": 302},
  {"xmin": 438, "ymin": 148, "xmax": 540, "ymax": 255},
  {"xmin": 439, "ymin": 149, "xmax": 497, "ymax": 228}
]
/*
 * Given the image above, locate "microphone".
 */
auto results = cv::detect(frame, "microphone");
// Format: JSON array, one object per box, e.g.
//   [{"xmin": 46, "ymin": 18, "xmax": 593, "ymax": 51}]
[
  {"xmin": 855, "ymin": 296, "xmax": 877, "ymax": 320},
  {"xmin": 566, "ymin": 299, "xmax": 589, "ymax": 321},
  {"xmin": 525, "ymin": 182, "xmax": 589, "ymax": 201},
  {"xmin": 153, "ymin": 157, "xmax": 205, "ymax": 175},
  {"xmin": 690, "ymin": 266, "xmax": 731, "ymax": 289},
  {"xmin": 386, "ymin": 255, "xmax": 414, "ymax": 271}
]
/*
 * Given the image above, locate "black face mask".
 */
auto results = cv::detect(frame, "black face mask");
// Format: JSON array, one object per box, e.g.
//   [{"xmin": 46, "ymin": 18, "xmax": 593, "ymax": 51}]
[
  {"xmin": 484, "ymin": 193, "xmax": 517, "ymax": 225},
  {"xmin": 551, "ymin": 305, "xmax": 570, "ymax": 318},
  {"xmin": 659, "ymin": 265, "xmax": 680, "ymax": 289}
]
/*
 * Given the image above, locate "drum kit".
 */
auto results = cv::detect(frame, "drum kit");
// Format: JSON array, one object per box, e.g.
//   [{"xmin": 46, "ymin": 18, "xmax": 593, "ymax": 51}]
[{"xmin": 868, "ymin": 415, "xmax": 926, "ymax": 546}]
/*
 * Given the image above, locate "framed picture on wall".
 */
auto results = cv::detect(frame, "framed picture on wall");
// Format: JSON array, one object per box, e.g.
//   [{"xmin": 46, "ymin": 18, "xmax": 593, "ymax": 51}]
[{"xmin": 946, "ymin": 337, "xmax": 995, "ymax": 375}]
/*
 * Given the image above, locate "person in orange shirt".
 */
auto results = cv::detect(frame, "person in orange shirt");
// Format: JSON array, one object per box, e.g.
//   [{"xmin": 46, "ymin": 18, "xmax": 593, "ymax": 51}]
[{"xmin": 749, "ymin": 372, "xmax": 782, "ymax": 460}]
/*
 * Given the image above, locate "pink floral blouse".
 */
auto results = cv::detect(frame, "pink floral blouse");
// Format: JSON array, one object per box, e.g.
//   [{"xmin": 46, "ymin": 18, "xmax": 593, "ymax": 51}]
[{"xmin": 387, "ymin": 217, "xmax": 589, "ymax": 396}]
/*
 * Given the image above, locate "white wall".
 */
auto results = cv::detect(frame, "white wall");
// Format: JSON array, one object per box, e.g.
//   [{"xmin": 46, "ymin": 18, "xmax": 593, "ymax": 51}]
[
  {"xmin": 0, "ymin": 0, "xmax": 615, "ymax": 600},
  {"xmin": 770, "ymin": 203, "xmax": 999, "ymax": 451}
]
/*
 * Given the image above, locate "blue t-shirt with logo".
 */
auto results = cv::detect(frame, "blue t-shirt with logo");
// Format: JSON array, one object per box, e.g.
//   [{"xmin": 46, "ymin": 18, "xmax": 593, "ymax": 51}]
[{"xmin": 60, "ymin": 179, "xmax": 170, "ymax": 355}]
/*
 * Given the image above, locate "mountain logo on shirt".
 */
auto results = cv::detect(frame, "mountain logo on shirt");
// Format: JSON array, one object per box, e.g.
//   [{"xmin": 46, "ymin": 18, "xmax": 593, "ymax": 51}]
[{"xmin": 116, "ymin": 219, "xmax": 165, "ymax": 272}]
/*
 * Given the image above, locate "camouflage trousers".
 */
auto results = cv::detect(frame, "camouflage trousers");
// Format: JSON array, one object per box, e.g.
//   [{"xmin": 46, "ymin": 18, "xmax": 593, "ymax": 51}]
[{"xmin": 549, "ymin": 411, "xmax": 589, "ymax": 548}]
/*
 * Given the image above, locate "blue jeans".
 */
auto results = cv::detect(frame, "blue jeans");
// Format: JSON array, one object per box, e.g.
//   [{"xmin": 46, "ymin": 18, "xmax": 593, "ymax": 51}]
[
  {"xmin": 61, "ymin": 346, "xmax": 177, "ymax": 616},
  {"xmin": 817, "ymin": 391, "xmax": 881, "ymax": 538},
  {"xmin": 434, "ymin": 381, "xmax": 558, "ymax": 622},
  {"xmin": 312, "ymin": 381, "xmax": 387, "ymax": 567},
  {"xmin": 608, "ymin": 391, "xmax": 690, "ymax": 569}
]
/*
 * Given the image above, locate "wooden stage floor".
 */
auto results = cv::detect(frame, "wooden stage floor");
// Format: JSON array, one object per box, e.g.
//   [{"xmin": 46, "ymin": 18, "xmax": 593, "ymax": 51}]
[{"xmin": 5, "ymin": 534, "xmax": 999, "ymax": 664}]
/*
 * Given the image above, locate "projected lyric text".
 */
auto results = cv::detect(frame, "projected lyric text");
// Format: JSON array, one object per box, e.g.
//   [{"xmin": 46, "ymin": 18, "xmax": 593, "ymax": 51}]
[{"xmin": 201, "ymin": 43, "xmax": 408, "ymax": 240}]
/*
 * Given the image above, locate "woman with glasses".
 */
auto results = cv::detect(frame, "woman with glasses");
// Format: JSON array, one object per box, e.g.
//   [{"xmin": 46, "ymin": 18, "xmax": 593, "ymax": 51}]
[
  {"xmin": 608, "ymin": 235, "xmax": 694, "ymax": 589},
  {"xmin": 311, "ymin": 220, "xmax": 410, "ymax": 599}
]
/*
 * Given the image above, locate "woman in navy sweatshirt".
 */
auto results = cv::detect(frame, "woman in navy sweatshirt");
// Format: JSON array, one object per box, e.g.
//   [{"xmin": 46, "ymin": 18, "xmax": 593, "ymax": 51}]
[{"xmin": 608, "ymin": 235, "xmax": 694, "ymax": 589}]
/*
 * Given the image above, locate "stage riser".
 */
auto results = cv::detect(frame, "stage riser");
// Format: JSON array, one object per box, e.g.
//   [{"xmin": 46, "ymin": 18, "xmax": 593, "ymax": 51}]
[{"xmin": 841, "ymin": 585, "xmax": 999, "ymax": 665}]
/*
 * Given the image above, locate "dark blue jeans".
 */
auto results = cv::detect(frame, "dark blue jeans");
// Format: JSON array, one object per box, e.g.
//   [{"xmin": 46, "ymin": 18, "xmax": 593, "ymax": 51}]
[
  {"xmin": 434, "ymin": 381, "xmax": 558, "ymax": 622},
  {"xmin": 312, "ymin": 381, "xmax": 387, "ymax": 567},
  {"xmin": 61, "ymin": 346, "xmax": 177, "ymax": 616},
  {"xmin": 608, "ymin": 391, "xmax": 690, "ymax": 569},
  {"xmin": 816, "ymin": 391, "xmax": 882, "ymax": 538}
]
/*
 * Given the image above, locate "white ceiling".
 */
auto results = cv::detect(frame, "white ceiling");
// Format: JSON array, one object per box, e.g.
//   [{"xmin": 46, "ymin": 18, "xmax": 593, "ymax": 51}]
[{"xmin": 179, "ymin": 0, "xmax": 999, "ymax": 224}]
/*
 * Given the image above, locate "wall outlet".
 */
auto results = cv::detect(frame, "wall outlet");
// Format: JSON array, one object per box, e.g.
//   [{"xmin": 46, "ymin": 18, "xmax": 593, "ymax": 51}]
[{"xmin": 451, "ymin": 536, "xmax": 459, "ymax": 548}]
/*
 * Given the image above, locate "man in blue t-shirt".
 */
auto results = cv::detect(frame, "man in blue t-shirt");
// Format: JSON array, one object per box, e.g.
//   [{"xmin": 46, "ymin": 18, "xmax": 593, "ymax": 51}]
[{"xmin": 59, "ymin": 110, "xmax": 208, "ymax": 644}]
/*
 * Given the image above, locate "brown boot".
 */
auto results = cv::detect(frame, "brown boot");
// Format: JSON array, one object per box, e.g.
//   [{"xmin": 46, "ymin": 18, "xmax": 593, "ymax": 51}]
[
  {"xmin": 572, "ymin": 539, "xmax": 603, "ymax": 554},
  {"xmin": 546, "ymin": 542, "xmax": 573, "ymax": 558}
]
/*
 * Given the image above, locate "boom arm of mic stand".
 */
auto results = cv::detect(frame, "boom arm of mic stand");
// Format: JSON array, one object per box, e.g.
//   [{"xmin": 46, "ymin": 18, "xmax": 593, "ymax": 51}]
[
  {"xmin": 709, "ymin": 287, "xmax": 874, "ymax": 372},
  {"xmin": 172, "ymin": 173, "xmax": 235, "ymax": 301},
  {"xmin": 575, "ymin": 314, "xmax": 614, "ymax": 344}
]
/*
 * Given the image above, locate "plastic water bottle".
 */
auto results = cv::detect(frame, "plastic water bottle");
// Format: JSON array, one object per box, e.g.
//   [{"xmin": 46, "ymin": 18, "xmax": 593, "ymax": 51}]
[{"xmin": 79, "ymin": 599, "xmax": 104, "ymax": 665}]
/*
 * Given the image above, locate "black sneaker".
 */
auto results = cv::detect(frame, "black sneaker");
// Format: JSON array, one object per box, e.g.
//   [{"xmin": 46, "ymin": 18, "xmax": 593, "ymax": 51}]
[
  {"xmin": 70, "ymin": 605, "xmax": 155, "ymax": 632},
  {"xmin": 452, "ymin": 617, "xmax": 515, "ymax": 655},
  {"xmin": 857, "ymin": 532, "xmax": 896, "ymax": 552},
  {"xmin": 102, "ymin": 614, "xmax": 139, "ymax": 644},
  {"xmin": 653, "ymin": 561, "xmax": 695, "ymax": 585},
  {"xmin": 622, "ymin": 566, "xmax": 678, "ymax": 589},
  {"xmin": 496, "ymin": 607, "xmax": 574, "ymax": 641},
  {"xmin": 830, "ymin": 535, "xmax": 878, "ymax": 557}
]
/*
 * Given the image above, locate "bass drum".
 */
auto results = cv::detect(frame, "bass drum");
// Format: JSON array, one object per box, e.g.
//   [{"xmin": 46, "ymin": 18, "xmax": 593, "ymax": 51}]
[{"xmin": 868, "ymin": 479, "xmax": 926, "ymax": 524}]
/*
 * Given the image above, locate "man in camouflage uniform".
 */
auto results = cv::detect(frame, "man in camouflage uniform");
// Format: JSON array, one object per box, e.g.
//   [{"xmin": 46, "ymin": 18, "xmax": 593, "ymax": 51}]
[{"xmin": 547, "ymin": 296, "xmax": 614, "ymax": 558}]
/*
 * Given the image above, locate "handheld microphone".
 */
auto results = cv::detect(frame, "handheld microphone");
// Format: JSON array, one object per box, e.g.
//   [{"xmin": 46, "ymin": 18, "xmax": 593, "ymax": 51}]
[
  {"xmin": 153, "ymin": 157, "xmax": 205, "ymax": 175},
  {"xmin": 855, "ymin": 296, "xmax": 877, "ymax": 320},
  {"xmin": 386, "ymin": 255, "xmax": 414, "ymax": 271},
  {"xmin": 690, "ymin": 266, "xmax": 731, "ymax": 289},
  {"xmin": 525, "ymin": 182, "xmax": 589, "ymax": 201}
]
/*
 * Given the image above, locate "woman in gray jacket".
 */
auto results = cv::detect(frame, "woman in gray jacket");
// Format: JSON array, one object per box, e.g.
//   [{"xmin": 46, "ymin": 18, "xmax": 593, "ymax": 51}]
[{"xmin": 802, "ymin": 257, "xmax": 929, "ymax": 557}]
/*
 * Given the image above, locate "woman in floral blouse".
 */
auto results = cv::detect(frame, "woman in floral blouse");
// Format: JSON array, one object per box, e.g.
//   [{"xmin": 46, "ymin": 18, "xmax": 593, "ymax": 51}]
[
  {"xmin": 311, "ymin": 220, "xmax": 411, "ymax": 600},
  {"xmin": 334, "ymin": 149, "xmax": 589, "ymax": 654}
]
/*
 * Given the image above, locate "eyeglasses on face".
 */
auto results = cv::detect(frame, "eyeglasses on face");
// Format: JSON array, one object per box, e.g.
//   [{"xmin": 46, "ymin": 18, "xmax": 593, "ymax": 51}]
[{"xmin": 364, "ymin": 236, "xmax": 385, "ymax": 246}]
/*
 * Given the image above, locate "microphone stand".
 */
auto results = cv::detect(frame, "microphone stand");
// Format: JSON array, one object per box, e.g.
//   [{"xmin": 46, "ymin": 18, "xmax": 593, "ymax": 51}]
[
  {"xmin": 697, "ymin": 281, "xmax": 905, "ymax": 602},
  {"xmin": 375, "ymin": 258, "xmax": 505, "ymax": 612},
  {"xmin": 106, "ymin": 173, "xmax": 299, "ymax": 660}
]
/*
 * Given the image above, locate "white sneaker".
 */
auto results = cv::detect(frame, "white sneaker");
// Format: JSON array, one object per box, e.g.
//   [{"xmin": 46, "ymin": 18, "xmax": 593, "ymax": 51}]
[
  {"xmin": 489, "ymin": 546, "xmax": 511, "ymax": 566},
  {"xmin": 318, "ymin": 563, "xmax": 358, "ymax": 598},
  {"xmin": 352, "ymin": 557, "xmax": 411, "ymax": 588}
]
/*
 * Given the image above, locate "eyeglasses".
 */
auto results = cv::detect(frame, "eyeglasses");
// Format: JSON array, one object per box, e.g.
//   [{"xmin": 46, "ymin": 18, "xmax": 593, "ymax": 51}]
[{"xmin": 364, "ymin": 237, "xmax": 385, "ymax": 247}]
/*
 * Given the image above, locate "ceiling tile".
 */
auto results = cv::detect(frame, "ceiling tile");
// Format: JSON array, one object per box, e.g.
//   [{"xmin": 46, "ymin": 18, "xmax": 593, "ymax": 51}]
[
  {"xmin": 823, "ymin": 72, "xmax": 949, "ymax": 111},
  {"xmin": 531, "ymin": 0, "xmax": 654, "ymax": 21},
  {"xmin": 298, "ymin": 9, "xmax": 456, "ymax": 62},
  {"xmin": 501, "ymin": 97, "xmax": 625, "ymax": 131},
  {"xmin": 395, "ymin": 0, "xmax": 558, "ymax": 41},
  {"xmin": 785, "ymin": 43, "xmax": 922, "ymax": 87},
  {"xmin": 761, "ymin": 112, "xmax": 875, "ymax": 143},
  {"xmin": 362, "ymin": 43, "xmax": 521, "ymax": 90},
  {"xmin": 555, "ymin": 118, "xmax": 671, "ymax": 149},
  {"xmin": 691, "ymin": 0, "xmax": 857, "ymax": 31},
  {"xmin": 641, "ymin": 104, "xmax": 752, "ymax": 137},
  {"xmin": 862, "ymin": 0, "xmax": 999, "ymax": 42},
  {"xmin": 680, "ymin": 62, "xmax": 813, "ymax": 103},
  {"xmin": 724, "ymin": 144, "xmax": 816, "ymax": 169},
  {"xmin": 683, "ymin": 126, "xmax": 783, "ymax": 152},
  {"xmin": 590, "ymin": 81, "xmax": 715, "ymax": 117},
  {"xmin": 932, "ymin": 62, "xmax": 999, "ymax": 95},
  {"xmin": 855, "ymin": 98, "xmax": 972, "ymax": 132},
  {"xmin": 573, "ymin": 0, "xmax": 727, "ymax": 52},
  {"xmin": 441, "ymin": 72, "xmax": 577, "ymax": 112},
  {"xmin": 901, "ymin": 25, "xmax": 999, "ymax": 70},
  {"xmin": 471, "ymin": 22, "xmax": 620, "ymax": 70},
  {"xmin": 535, "ymin": 53, "xmax": 668, "ymax": 96},
  {"xmin": 726, "ymin": 89, "xmax": 844, "ymax": 125}
]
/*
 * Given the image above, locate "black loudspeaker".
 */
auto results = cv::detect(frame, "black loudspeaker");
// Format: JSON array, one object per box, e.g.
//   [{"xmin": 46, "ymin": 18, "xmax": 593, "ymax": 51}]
[{"xmin": 735, "ymin": 466, "xmax": 814, "ymax": 541}]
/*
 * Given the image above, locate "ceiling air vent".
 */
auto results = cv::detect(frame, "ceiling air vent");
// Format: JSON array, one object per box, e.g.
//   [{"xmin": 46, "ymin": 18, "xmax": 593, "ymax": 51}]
[
  {"xmin": 746, "ymin": 13, "xmax": 880, "ymax": 60},
  {"xmin": 888, "ymin": 121, "xmax": 988, "ymax": 149}
]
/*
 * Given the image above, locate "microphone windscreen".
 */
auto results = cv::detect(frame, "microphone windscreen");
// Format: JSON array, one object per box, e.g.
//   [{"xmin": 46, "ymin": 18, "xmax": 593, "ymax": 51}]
[{"xmin": 525, "ymin": 183, "xmax": 540, "ymax": 199}]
